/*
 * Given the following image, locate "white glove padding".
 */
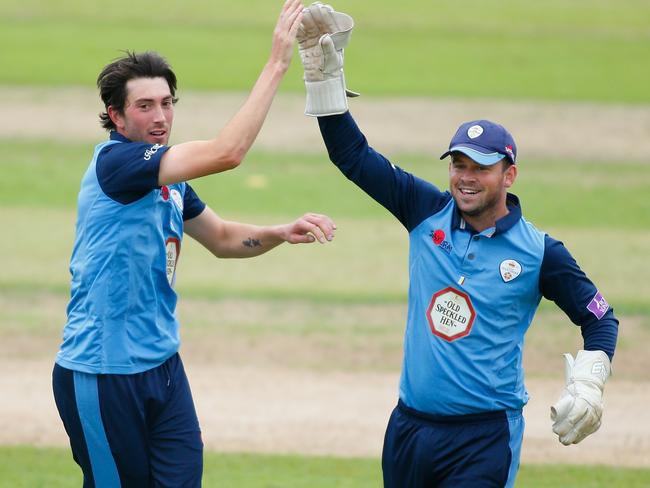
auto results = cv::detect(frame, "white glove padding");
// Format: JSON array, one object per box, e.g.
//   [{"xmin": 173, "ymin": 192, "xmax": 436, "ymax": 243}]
[
  {"xmin": 297, "ymin": 2, "xmax": 358, "ymax": 116},
  {"xmin": 550, "ymin": 350, "xmax": 611, "ymax": 445}
]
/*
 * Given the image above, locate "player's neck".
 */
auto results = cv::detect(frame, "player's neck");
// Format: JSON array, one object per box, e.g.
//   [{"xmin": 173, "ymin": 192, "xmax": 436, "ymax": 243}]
[{"xmin": 461, "ymin": 205, "xmax": 509, "ymax": 233}]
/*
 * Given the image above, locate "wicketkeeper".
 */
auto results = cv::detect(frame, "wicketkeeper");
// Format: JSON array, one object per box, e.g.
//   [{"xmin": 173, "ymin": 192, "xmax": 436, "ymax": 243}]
[{"xmin": 296, "ymin": 3, "xmax": 618, "ymax": 487}]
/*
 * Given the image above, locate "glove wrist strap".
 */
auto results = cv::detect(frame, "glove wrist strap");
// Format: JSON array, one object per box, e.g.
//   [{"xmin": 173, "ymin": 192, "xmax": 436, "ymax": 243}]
[{"xmin": 304, "ymin": 76, "xmax": 348, "ymax": 117}]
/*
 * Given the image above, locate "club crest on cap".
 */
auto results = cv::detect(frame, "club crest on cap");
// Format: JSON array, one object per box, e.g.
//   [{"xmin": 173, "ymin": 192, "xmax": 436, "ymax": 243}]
[{"xmin": 467, "ymin": 125, "xmax": 483, "ymax": 139}]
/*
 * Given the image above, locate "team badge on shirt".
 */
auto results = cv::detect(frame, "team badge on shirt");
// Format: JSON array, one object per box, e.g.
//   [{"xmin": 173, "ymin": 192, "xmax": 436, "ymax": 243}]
[
  {"xmin": 170, "ymin": 189, "xmax": 183, "ymax": 211},
  {"xmin": 499, "ymin": 259, "xmax": 522, "ymax": 282}
]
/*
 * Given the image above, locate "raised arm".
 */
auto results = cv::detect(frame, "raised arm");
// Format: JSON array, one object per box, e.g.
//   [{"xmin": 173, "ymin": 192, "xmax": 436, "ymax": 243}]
[
  {"xmin": 158, "ymin": 0, "xmax": 304, "ymax": 185},
  {"xmin": 296, "ymin": 3, "xmax": 448, "ymax": 231},
  {"xmin": 184, "ymin": 207, "xmax": 336, "ymax": 258}
]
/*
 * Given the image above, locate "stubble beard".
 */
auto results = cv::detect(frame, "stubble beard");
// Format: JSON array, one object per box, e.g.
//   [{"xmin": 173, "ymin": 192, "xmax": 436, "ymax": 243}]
[{"xmin": 454, "ymin": 190, "xmax": 501, "ymax": 220}]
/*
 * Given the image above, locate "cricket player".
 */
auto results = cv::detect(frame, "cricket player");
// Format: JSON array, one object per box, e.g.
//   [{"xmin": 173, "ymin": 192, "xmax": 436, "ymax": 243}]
[
  {"xmin": 51, "ymin": 1, "xmax": 337, "ymax": 486},
  {"xmin": 295, "ymin": 3, "xmax": 619, "ymax": 487}
]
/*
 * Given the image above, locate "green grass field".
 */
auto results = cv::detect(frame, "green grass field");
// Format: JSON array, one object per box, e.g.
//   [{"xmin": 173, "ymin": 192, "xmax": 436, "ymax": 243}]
[
  {"xmin": 1, "ymin": 0, "xmax": 649, "ymax": 485},
  {"xmin": 2, "ymin": 0, "xmax": 650, "ymax": 102},
  {"xmin": 1, "ymin": 447, "xmax": 649, "ymax": 488}
]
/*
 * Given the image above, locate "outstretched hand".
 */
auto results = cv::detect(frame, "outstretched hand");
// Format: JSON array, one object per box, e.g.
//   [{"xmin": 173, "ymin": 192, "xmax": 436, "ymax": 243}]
[
  {"xmin": 269, "ymin": 0, "xmax": 304, "ymax": 71},
  {"xmin": 283, "ymin": 213, "xmax": 337, "ymax": 244}
]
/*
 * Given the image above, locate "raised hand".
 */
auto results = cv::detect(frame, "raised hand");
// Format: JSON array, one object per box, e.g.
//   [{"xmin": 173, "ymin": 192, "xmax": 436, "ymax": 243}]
[
  {"xmin": 269, "ymin": 0, "xmax": 305, "ymax": 71},
  {"xmin": 295, "ymin": 2, "xmax": 357, "ymax": 116}
]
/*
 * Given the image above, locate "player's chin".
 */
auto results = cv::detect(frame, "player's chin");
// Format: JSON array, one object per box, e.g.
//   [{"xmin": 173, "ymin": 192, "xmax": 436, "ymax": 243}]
[
  {"xmin": 455, "ymin": 200, "xmax": 486, "ymax": 218},
  {"xmin": 452, "ymin": 195, "xmax": 479, "ymax": 213}
]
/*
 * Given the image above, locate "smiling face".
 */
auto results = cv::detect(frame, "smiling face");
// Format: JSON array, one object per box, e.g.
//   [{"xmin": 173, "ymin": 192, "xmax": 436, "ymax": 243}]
[
  {"xmin": 108, "ymin": 77, "xmax": 174, "ymax": 145},
  {"xmin": 449, "ymin": 152, "xmax": 517, "ymax": 231}
]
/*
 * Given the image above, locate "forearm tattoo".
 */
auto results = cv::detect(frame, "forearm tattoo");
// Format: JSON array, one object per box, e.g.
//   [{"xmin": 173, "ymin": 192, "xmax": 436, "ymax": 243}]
[{"xmin": 242, "ymin": 237, "xmax": 262, "ymax": 248}]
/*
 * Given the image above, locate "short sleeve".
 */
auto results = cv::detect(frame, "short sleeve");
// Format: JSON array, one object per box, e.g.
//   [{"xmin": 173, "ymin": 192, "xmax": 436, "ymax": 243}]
[
  {"xmin": 183, "ymin": 184, "xmax": 206, "ymax": 221},
  {"xmin": 96, "ymin": 142, "xmax": 169, "ymax": 204}
]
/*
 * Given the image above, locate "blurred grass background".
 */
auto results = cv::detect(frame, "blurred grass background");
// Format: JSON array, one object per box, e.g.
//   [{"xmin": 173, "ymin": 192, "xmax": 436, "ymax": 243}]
[{"xmin": 1, "ymin": 0, "xmax": 649, "ymax": 101}]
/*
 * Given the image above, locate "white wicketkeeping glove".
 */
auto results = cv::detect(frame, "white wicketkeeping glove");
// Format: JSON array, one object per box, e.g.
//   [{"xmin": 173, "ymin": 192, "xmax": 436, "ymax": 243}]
[
  {"xmin": 550, "ymin": 350, "xmax": 611, "ymax": 445},
  {"xmin": 296, "ymin": 2, "xmax": 358, "ymax": 116}
]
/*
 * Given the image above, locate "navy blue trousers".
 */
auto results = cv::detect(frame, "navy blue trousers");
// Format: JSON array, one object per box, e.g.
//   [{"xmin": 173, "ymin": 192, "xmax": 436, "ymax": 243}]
[
  {"xmin": 52, "ymin": 353, "xmax": 203, "ymax": 487},
  {"xmin": 382, "ymin": 400, "xmax": 522, "ymax": 488}
]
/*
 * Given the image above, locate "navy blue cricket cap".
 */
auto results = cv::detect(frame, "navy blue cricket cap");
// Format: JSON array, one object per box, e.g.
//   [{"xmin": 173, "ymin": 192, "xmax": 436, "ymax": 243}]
[{"xmin": 440, "ymin": 119, "xmax": 517, "ymax": 165}]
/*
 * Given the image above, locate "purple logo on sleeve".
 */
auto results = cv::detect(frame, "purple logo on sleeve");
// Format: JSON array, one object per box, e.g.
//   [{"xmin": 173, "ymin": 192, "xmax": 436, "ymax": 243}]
[{"xmin": 587, "ymin": 291, "xmax": 609, "ymax": 319}]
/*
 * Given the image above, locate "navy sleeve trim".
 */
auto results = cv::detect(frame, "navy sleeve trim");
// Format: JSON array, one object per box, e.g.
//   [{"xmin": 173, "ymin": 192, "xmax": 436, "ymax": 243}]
[
  {"xmin": 540, "ymin": 234, "xmax": 618, "ymax": 359},
  {"xmin": 318, "ymin": 113, "xmax": 450, "ymax": 231},
  {"xmin": 96, "ymin": 142, "xmax": 168, "ymax": 204},
  {"xmin": 182, "ymin": 183, "xmax": 206, "ymax": 221}
]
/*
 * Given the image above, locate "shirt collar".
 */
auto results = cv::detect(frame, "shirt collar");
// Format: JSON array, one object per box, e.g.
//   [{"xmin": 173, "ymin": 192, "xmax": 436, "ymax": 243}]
[
  {"xmin": 109, "ymin": 131, "xmax": 131, "ymax": 143},
  {"xmin": 452, "ymin": 193, "xmax": 522, "ymax": 236}
]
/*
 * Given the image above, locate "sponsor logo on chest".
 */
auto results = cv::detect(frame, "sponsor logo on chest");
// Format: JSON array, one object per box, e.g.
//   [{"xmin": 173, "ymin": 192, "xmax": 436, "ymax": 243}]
[
  {"xmin": 165, "ymin": 237, "xmax": 180, "ymax": 286},
  {"xmin": 426, "ymin": 287, "xmax": 476, "ymax": 342},
  {"xmin": 430, "ymin": 229, "xmax": 453, "ymax": 254}
]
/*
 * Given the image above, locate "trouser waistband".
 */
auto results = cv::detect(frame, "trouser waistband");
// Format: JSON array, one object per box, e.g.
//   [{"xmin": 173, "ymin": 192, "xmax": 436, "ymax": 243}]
[{"xmin": 397, "ymin": 399, "xmax": 507, "ymax": 424}]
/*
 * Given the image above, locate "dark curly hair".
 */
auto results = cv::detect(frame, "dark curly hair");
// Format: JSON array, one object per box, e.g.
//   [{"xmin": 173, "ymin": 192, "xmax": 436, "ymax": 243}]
[{"xmin": 97, "ymin": 51, "xmax": 178, "ymax": 131}]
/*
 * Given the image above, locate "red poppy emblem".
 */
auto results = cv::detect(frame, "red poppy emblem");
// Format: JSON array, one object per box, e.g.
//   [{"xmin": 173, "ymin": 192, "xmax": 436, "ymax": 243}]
[
  {"xmin": 161, "ymin": 185, "xmax": 170, "ymax": 201},
  {"xmin": 432, "ymin": 229, "xmax": 445, "ymax": 245}
]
